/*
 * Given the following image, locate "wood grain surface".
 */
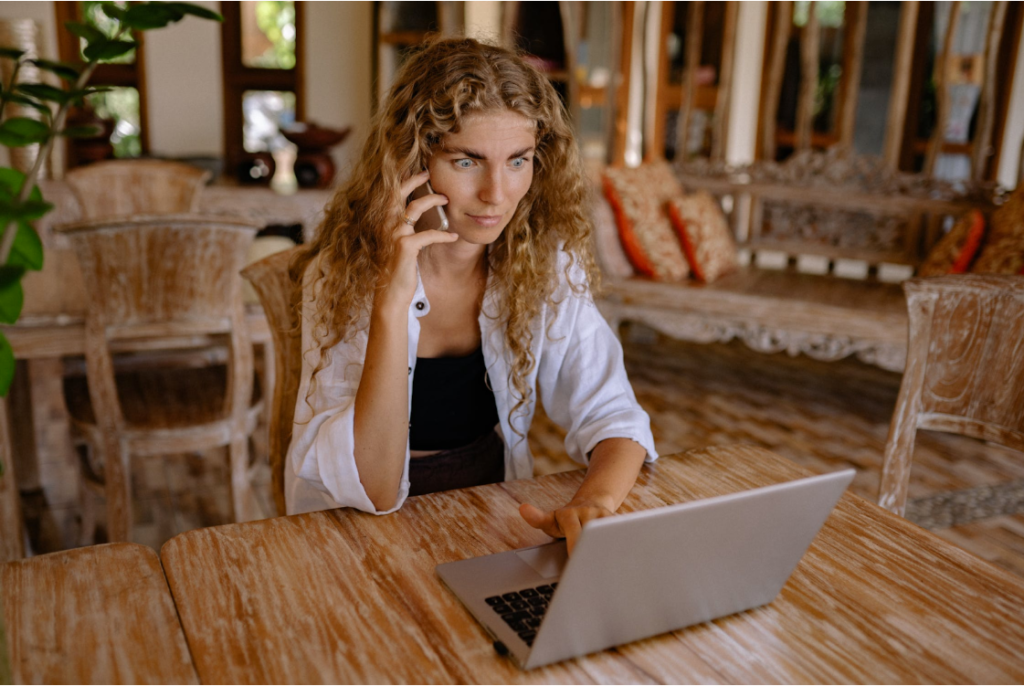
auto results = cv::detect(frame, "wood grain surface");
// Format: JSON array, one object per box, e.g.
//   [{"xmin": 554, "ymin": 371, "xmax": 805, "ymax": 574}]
[
  {"xmin": 160, "ymin": 445, "xmax": 1024, "ymax": 684},
  {"xmin": 1, "ymin": 542, "xmax": 198, "ymax": 684}
]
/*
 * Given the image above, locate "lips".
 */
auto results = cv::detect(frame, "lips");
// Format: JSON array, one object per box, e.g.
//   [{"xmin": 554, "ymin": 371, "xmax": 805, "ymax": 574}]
[{"xmin": 467, "ymin": 213, "xmax": 504, "ymax": 227}]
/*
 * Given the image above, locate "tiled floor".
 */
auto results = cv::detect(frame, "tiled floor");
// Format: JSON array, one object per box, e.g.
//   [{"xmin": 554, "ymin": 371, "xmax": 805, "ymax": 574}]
[{"xmin": 18, "ymin": 334, "xmax": 1024, "ymax": 578}]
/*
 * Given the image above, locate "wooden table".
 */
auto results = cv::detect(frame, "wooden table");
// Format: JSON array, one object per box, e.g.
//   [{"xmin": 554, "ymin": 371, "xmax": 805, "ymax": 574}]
[
  {"xmin": 1, "ymin": 542, "xmax": 198, "ymax": 684},
  {"xmin": 159, "ymin": 445, "xmax": 1024, "ymax": 683}
]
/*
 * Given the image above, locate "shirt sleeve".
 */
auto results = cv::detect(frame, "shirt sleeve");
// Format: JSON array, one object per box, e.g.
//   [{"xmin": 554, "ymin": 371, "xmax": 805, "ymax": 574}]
[
  {"xmin": 536, "ymin": 271, "xmax": 659, "ymax": 467},
  {"xmin": 286, "ymin": 270, "xmax": 409, "ymax": 515}
]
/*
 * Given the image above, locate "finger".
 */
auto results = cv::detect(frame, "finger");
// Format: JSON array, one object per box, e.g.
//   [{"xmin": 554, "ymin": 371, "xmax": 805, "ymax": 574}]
[
  {"xmin": 399, "ymin": 170, "xmax": 431, "ymax": 198},
  {"xmin": 398, "ymin": 228, "xmax": 459, "ymax": 254},
  {"xmin": 403, "ymin": 193, "xmax": 449, "ymax": 225},
  {"xmin": 519, "ymin": 502, "xmax": 562, "ymax": 539},
  {"xmin": 556, "ymin": 509, "xmax": 584, "ymax": 556}
]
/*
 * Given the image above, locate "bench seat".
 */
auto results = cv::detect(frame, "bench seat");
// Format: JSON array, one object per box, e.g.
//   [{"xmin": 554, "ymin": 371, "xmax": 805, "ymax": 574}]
[{"xmin": 599, "ymin": 268, "xmax": 909, "ymax": 371}]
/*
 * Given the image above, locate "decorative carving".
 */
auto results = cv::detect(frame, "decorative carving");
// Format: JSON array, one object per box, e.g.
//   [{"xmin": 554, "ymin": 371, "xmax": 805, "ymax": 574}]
[
  {"xmin": 761, "ymin": 200, "xmax": 908, "ymax": 253},
  {"xmin": 675, "ymin": 147, "xmax": 1007, "ymax": 204},
  {"xmin": 855, "ymin": 345, "xmax": 907, "ymax": 372}
]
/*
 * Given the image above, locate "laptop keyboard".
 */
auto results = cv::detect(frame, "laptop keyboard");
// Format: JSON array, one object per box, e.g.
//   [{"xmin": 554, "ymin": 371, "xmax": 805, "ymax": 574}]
[{"xmin": 484, "ymin": 583, "xmax": 557, "ymax": 647}]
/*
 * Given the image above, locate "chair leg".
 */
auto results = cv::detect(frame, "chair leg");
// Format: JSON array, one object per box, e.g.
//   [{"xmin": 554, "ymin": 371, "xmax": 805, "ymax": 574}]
[
  {"xmin": 77, "ymin": 444, "xmax": 98, "ymax": 547},
  {"xmin": 878, "ymin": 422, "xmax": 920, "ymax": 517},
  {"xmin": 229, "ymin": 437, "xmax": 257, "ymax": 522},
  {"xmin": 102, "ymin": 435, "xmax": 133, "ymax": 542}
]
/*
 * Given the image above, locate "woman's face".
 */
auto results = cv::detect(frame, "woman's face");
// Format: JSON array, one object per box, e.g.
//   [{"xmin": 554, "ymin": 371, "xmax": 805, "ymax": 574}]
[{"xmin": 427, "ymin": 110, "xmax": 536, "ymax": 245}]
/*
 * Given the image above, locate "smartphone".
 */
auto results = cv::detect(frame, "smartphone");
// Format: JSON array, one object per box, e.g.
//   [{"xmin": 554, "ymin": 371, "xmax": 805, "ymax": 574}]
[{"xmin": 408, "ymin": 180, "xmax": 449, "ymax": 232}]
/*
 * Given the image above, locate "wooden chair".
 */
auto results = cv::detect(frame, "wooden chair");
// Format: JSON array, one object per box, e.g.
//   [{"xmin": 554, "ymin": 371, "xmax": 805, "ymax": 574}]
[
  {"xmin": 241, "ymin": 247, "xmax": 303, "ymax": 516},
  {"xmin": 878, "ymin": 275, "xmax": 1024, "ymax": 516},
  {"xmin": 65, "ymin": 159, "xmax": 210, "ymax": 219},
  {"xmin": 54, "ymin": 215, "xmax": 264, "ymax": 542}
]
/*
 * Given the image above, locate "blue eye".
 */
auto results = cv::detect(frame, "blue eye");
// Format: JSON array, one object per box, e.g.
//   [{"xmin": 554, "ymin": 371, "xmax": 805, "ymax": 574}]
[
  {"xmin": 511, "ymin": 157, "xmax": 529, "ymax": 168},
  {"xmin": 455, "ymin": 159, "xmax": 474, "ymax": 169}
]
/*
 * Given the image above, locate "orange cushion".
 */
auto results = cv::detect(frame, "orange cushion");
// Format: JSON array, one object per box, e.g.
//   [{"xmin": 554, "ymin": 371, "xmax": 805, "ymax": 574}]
[
  {"xmin": 971, "ymin": 186, "xmax": 1024, "ymax": 275},
  {"xmin": 602, "ymin": 163, "xmax": 690, "ymax": 281},
  {"xmin": 666, "ymin": 191, "xmax": 738, "ymax": 283},
  {"xmin": 918, "ymin": 209, "xmax": 986, "ymax": 277}
]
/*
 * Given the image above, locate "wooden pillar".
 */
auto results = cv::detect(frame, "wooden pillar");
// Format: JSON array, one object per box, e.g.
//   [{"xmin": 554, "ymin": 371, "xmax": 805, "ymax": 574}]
[
  {"xmin": 883, "ymin": 1, "xmax": 921, "ymax": 170},
  {"xmin": 795, "ymin": 1, "xmax": 820, "ymax": 152},
  {"xmin": 761, "ymin": 1, "xmax": 793, "ymax": 160},
  {"xmin": 611, "ymin": 1, "xmax": 637, "ymax": 166},
  {"xmin": 712, "ymin": 1, "xmax": 739, "ymax": 163},
  {"xmin": 837, "ymin": 2, "xmax": 868, "ymax": 151}
]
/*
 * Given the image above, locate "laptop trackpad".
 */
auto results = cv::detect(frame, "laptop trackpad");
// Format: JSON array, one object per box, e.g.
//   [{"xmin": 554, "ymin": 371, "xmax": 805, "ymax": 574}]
[{"xmin": 515, "ymin": 541, "xmax": 568, "ymax": 579}]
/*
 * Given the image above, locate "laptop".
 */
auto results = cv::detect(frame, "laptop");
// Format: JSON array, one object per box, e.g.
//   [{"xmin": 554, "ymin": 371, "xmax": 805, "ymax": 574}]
[{"xmin": 436, "ymin": 468, "xmax": 855, "ymax": 670}]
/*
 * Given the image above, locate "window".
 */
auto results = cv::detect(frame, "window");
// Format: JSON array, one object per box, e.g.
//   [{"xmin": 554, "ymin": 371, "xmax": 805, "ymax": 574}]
[
  {"xmin": 54, "ymin": 1, "xmax": 148, "ymax": 166},
  {"xmin": 221, "ymin": 1, "xmax": 304, "ymax": 181}
]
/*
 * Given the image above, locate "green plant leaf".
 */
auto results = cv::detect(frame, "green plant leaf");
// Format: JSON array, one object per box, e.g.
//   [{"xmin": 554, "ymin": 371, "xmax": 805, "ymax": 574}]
[
  {"xmin": 0, "ymin": 47, "xmax": 25, "ymax": 61},
  {"xmin": 5, "ymin": 93, "xmax": 52, "ymax": 117},
  {"xmin": 0, "ymin": 265, "xmax": 25, "ymax": 324},
  {"xmin": 99, "ymin": 3, "xmax": 128, "ymax": 22},
  {"xmin": 163, "ymin": 2, "xmax": 224, "ymax": 21},
  {"xmin": 0, "ymin": 117, "xmax": 50, "ymax": 147},
  {"xmin": 0, "ymin": 168, "xmax": 26, "ymax": 200},
  {"xmin": 16, "ymin": 83, "xmax": 71, "ymax": 105},
  {"xmin": 28, "ymin": 58, "xmax": 81, "ymax": 82},
  {"xmin": 0, "ymin": 168, "xmax": 44, "ymax": 205},
  {"xmin": 83, "ymin": 39, "xmax": 136, "ymax": 62},
  {"xmin": 8, "ymin": 223, "xmax": 43, "ymax": 271},
  {"xmin": 81, "ymin": 86, "xmax": 114, "ymax": 95},
  {"xmin": 16, "ymin": 200, "xmax": 53, "ymax": 221},
  {"xmin": 122, "ymin": 3, "xmax": 185, "ymax": 30},
  {"xmin": 64, "ymin": 21, "xmax": 106, "ymax": 44},
  {"xmin": 0, "ymin": 331, "xmax": 13, "ymax": 398},
  {"xmin": 61, "ymin": 124, "xmax": 104, "ymax": 138}
]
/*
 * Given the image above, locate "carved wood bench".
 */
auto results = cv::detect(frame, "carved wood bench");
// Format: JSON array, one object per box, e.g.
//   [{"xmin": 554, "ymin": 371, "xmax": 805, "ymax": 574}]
[{"xmin": 593, "ymin": 153, "xmax": 1001, "ymax": 372}]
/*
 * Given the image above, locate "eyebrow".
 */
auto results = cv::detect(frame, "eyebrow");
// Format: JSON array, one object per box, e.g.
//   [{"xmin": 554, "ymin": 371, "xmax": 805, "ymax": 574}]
[{"xmin": 443, "ymin": 146, "xmax": 535, "ymax": 160}]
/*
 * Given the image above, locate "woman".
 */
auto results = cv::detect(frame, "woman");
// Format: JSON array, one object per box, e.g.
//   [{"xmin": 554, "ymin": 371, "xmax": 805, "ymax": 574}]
[{"xmin": 288, "ymin": 37, "xmax": 657, "ymax": 553}]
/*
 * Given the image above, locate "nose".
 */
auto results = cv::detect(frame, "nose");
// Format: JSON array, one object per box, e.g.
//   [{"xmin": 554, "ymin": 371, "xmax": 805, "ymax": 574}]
[{"xmin": 478, "ymin": 167, "xmax": 505, "ymax": 206}]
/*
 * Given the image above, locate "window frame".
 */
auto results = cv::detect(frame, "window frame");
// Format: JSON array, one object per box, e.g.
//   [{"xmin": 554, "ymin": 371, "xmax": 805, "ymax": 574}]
[
  {"xmin": 53, "ymin": 1, "xmax": 150, "ymax": 165},
  {"xmin": 220, "ymin": 1, "xmax": 306, "ymax": 175}
]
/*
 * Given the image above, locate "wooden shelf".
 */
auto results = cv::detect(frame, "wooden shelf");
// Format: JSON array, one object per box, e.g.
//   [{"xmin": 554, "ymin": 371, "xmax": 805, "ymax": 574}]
[
  {"xmin": 578, "ymin": 84, "xmax": 608, "ymax": 108},
  {"xmin": 379, "ymin": 31, "xmax": 428, "ymax": 45},
  {"xmin": 663, "ymin": 83, "xmax": 718, "ymax": 112}
]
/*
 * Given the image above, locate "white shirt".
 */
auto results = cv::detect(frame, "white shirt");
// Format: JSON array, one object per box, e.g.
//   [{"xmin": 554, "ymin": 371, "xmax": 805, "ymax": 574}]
[{"xmin": 285, "ymin": 252, "xmax": 659, "ymax": 515}]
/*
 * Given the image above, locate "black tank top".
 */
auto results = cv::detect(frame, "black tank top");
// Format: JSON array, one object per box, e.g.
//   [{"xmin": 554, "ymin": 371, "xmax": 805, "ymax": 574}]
[{"xmin": 409, "ymin": 346, "xmax": 499, "ymax": 451}]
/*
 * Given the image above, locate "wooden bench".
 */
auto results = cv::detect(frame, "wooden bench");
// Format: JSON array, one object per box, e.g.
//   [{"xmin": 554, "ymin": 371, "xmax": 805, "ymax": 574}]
[{"xmin": 593, "ymin": 152, "xmax": 1002, "ymax": 372}]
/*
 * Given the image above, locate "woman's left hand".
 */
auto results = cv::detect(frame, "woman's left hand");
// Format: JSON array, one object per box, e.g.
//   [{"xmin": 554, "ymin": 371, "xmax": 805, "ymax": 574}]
[{"xmin": 519, "ymin": 499, "xmax": 616, "ymax": 555}]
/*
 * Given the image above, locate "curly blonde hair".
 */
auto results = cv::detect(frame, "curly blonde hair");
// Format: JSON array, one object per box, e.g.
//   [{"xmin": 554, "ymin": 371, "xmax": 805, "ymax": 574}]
[{"xmin": 292, "ymin": 36, "xmax": 598, "ymax": 430}]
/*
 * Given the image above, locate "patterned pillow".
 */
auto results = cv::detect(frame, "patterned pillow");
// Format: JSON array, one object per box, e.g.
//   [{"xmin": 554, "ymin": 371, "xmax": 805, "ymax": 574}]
[
  {"xmin": 918, "ymin": 209, "xmax": 986, "ymax": 277},
  {"xmin": 602, "ymin": 163, "xmax": 690, "ymax": 281},
  {"xmin": 591, "ymin": 189, "xmax": 635, "ymax": 279},
  {"xmin": 970, "ymin": 233, "xmax": 1024, "ymax": 275},
  {"xmin": 971, "ymin": 186, "xmax": 1024, "ymax": 275},
  {"xmin": 666, "ymin": 191, "xmax": 738, "ymax": 283}
]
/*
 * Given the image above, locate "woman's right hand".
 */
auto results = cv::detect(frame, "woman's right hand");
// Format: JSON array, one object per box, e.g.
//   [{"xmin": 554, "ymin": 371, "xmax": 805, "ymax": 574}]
[{"xmin": 375, "ymin": 171, "xmax": 458, "ymax": 313}]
